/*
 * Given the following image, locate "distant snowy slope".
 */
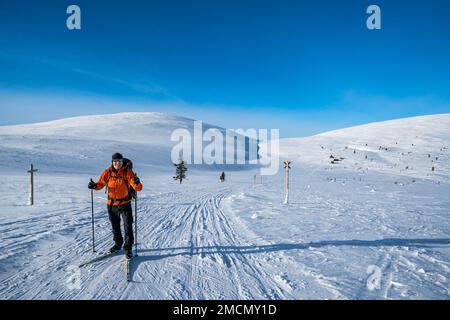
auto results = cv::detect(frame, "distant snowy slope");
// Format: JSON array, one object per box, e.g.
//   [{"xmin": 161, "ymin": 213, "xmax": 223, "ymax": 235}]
[
  {"xmin": 276, "ymin": 114, "xmax": 450, "ymax": 181},
  {"xmin": 2, "ymin": 112, "xmax": 449, "ymax": 179},
  {"xmin": 0, "ymin": 112, "xmax": 253, "ymax": 174},
  {"xmin": 0, "ymin": 112, "xmax": 190, "ymax": 144}
]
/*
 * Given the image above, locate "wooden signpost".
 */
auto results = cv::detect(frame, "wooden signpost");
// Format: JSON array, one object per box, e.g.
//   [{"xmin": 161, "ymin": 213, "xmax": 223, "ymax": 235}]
[
  {"xmin": 284, "ymin": 161, "xmax": 291, "ymax": 204},
  {"xmin": 28, "ymin": 163, "xmax": 38, "ymax": 205}
]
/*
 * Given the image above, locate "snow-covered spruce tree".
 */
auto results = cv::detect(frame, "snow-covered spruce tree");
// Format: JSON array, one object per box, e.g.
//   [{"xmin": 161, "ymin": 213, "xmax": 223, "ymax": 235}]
[{"xmin": 173, "ymin": 159, "xmax": 187, "ymax": 184}]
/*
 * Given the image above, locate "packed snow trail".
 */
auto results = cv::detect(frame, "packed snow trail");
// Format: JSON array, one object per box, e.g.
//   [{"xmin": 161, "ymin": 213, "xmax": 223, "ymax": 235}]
[
  {"xmin": 0, "ymin": 179, "xmax": 299, "ymax": 299},
  {"xmin": 1, "ymin": 171, "xmax": 448, "ymax": 299}
]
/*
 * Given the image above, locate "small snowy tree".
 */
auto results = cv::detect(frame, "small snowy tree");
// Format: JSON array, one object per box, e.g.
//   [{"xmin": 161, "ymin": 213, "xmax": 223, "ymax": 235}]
[{"xmin": 173, "ymin": 159, "xmax": 187, "ymax": 184}]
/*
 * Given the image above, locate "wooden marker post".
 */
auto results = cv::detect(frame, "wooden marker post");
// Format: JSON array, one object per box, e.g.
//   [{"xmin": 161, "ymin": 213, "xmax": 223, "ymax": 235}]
[
  {"xmin": 28, "ymin": 163, "xmax": 38, "ymax": 205},
  {"xmin": 284, "ymin": 161, "xmax": 291, "ymax": 204}
]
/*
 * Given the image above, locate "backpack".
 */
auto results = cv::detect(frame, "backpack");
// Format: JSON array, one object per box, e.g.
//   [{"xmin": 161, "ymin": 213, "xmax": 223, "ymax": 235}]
[{"xmin": 105, "ymin": 158, "xmax": 137, "ymax": 201}]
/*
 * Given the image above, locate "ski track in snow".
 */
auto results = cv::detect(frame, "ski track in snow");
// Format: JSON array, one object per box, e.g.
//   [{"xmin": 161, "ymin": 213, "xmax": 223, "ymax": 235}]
[
  {"xmin": 2, "ymin": 175, "xmax": 448, "ymax": 299},
  {"xmin": 0, "ymin": 184, "xmax": 301, "ymax": 299}
]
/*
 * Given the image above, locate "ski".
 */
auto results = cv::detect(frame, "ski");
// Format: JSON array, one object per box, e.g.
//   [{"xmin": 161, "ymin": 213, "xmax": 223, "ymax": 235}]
[
  {"xmin": 78, "ymin": 251, "xmax": 120, "ymax": 268},
  {"xmin": 125, "ymin": 257, "xmax": 132, "ymax": 282}
]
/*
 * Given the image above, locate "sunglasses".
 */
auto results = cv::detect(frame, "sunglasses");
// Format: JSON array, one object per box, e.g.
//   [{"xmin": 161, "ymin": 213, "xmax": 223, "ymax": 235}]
[{"xmin": 112, "ymin": 159, "xmax": 123, "ymax": 163}]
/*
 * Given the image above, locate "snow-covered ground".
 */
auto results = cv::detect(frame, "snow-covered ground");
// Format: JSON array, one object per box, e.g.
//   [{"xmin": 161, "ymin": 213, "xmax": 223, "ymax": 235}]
[{"xmin": 0, "ymin": 112, "xmax": 449, "ymax": 299}]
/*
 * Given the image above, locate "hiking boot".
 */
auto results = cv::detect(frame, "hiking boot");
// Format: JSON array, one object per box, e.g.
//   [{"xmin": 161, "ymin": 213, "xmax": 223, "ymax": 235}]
[
  {"xmin": 108, "ymin": 244, "xmax": 122, "ymax": 254},
  {"xmin": 124, "ymin": 248, "xmax": 132, "ymax": 259}
]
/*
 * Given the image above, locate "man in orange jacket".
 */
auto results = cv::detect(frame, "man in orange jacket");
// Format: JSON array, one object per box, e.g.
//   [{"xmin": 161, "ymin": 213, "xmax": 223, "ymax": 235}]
[{"xmin": 88, "ymin": 153, "xmax": 143, "ymax": 258}]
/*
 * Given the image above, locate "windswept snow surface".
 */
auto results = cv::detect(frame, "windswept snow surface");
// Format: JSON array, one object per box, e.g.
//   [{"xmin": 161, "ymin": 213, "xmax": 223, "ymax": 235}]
[{"xmin": 0, "ymin": 113, "xmax": 449, "ymax": 299}]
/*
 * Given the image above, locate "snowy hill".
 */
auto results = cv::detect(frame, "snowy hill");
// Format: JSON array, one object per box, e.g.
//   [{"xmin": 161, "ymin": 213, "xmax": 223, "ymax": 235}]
[
  {"xmin": 0, "ymin": 112, "xmax": 254, "ymax": 174},
  {"xmin": 0, "ymin": 113, "xmax": 449, "ymax": 300},
  {"xmin": 0, "ymin": 112, "xmax": 190, "ymax": 142},
  {"xmin": 276, "ymin": 114, "xmax": 450, "ymax": 182}
]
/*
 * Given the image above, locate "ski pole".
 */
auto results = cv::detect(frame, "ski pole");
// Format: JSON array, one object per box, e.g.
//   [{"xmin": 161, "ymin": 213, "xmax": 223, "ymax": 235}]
[
  {"xmin": 90, "ymin": 178, "xmax": 96, "ymax": 253},
  {"xmin": 134, "ymin": 196, "xmax": 138, "ymax": 257},
  {"xmin": 134, "ymin": 172, "xmax": 139, "ymax": 257}
]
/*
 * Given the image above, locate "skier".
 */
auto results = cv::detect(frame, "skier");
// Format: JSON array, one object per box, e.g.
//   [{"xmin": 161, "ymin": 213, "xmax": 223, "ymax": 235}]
[
  {"xmin": 88, "ymin": 153, "xmax": 142, "ymax": 259},
  {"xmin": 220, "ymin": 171, "xmax": 225, "ymax": 182}
]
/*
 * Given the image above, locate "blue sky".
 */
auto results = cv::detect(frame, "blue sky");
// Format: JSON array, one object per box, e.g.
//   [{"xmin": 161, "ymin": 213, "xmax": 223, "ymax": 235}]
[{"xmin": 0, "ymin": 0, "xmax": 449, "ymax": 137}]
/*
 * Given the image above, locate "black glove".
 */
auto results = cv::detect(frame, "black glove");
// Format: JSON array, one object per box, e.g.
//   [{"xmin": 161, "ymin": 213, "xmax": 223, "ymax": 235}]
[
  {"xmin": 133, "ymin": 176, "xmax": 140, "ymax": 185},
  {"xmin": 88, "ymin": 180, "xmax": 97, "ymax": 189}
]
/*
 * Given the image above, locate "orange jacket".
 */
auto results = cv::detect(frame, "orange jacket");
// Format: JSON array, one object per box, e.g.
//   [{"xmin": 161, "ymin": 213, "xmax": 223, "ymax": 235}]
[{"xmin": 95, "ymin": 165, "xmax": 143, "ymax": 206}]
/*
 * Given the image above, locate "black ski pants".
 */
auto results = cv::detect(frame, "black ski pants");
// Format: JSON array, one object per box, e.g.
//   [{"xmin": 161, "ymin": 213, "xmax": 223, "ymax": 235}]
[{"xmin": 107, "ymin": 202, "xmax": 134, "ymax": 250}]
